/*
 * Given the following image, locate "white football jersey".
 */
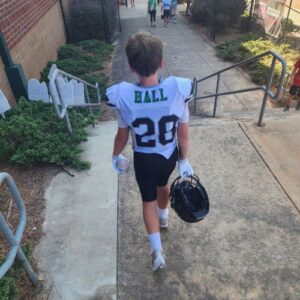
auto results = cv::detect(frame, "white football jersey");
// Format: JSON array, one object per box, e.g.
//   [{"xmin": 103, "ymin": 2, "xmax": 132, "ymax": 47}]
[{"xmin": 106, "ymin": 76, "xmax": 193, "ymax": 159}]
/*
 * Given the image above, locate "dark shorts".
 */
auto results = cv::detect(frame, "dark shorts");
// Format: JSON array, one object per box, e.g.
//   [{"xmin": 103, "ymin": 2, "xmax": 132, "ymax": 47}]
[
  {"xmin": 134, "ymin": 148, "xmax": 178, "ymax": 202},
  {"xmin": 289, "ymin": 85, "xmax": 300, "ymax": 96},
  {"xmin": 163, "ymin": 9, "xmax": 170, "ymax": 18}
]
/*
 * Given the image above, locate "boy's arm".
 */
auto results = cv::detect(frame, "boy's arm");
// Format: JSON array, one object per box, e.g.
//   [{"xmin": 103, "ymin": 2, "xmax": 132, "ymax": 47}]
[
  {"xmin": 113, "ymin": 127, "xmax": 130, "ymax": 156},
  {"xmin": 177, "ymin": 122, "xmax": 193, "ymax": 176},
  {"xmin": 177, "ymin": 122, "xmax": 189, "ymax": 159}
]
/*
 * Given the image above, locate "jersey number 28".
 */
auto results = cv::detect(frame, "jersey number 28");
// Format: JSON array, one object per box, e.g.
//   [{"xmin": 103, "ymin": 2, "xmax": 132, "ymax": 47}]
[{"xmin": 132, "ymin": 115, "xmax": 179, "ymax": 147}]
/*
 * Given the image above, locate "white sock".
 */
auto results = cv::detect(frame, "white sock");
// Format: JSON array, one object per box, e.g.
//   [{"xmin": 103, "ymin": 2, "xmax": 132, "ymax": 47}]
[
  {"xmin": 148, "ymin": 232, "xmax": 162, "ymax": 252},
  {"xmin": 158, "ymin": 207, "xmax": 168, "ymax": 219}
]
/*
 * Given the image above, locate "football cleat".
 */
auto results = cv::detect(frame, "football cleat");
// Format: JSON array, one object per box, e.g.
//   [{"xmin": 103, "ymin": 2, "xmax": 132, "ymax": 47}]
[
  {"xmin": 151, "ymin": 249, "xmax": 166, "ymax": 271},
  {"xmin": 159, "ymin": 217, "xmax": 168, "ymax": 229}
]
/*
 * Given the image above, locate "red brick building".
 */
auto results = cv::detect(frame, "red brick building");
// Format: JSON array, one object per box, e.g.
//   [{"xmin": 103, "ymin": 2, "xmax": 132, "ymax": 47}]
[{"xmin": 0, "ymin": 0, "xmax": 71, "ymax": 105}]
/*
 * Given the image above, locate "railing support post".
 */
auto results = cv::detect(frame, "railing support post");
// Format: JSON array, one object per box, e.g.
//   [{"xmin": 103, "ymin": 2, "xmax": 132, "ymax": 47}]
[
  {"xmin": 0, "ymin": 173, "xmax": 38, "ymax": 285},
  {"xmin": 258, "ymin": 56, "xmax": 277, "ymax": 126},
  {"xmin": 193, "ymin": 78, "xmax": 198, "ymax": 114},
  {"xmin": 213, "ymin": 73, "xmax": 220, "ymax": 117}
]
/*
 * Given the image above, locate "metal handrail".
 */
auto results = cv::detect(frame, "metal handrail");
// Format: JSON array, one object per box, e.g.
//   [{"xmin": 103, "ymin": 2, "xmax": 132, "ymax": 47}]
[
  {"xmin": 0, "ymin": 172, "xmax": 38, "ymax": 284},
  {"xmin": 48, "ymin": 64, "xmax": 101, "ymax": 133},
  {"xmin": 193, "ymin": 50, "xmax": 287, "ymax": 126}
]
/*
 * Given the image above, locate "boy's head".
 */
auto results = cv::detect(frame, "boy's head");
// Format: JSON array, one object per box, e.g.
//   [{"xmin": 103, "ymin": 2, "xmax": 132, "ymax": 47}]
[{"xmin": 125, "ymin": 31, "xmax": 163, "ymax": 77}]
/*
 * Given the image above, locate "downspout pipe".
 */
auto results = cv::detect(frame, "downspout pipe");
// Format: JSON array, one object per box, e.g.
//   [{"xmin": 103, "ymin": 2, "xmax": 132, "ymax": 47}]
[
  {"xmin": 58, "ymin": 0, "xmax": 70, "ymax": 42},
  {"xmin": 0, "ymin": 31, "xmax": 27, "ymax": 102}
]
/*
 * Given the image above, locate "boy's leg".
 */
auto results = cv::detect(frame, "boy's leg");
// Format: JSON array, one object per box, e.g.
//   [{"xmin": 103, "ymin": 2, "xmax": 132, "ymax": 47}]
[
  {"xmin": 143, "ymin": 200, "xmax": 160, "ymax": 234},
  {"xmin": 157, "ymin": 185, "xmax": 170, "ymax": 229},
  {"xmin": 157, "ymin": 185, "xmax": 169, "ymax": 209},
  {"xmin": 143, "ymin": 201, "xmax": 166, "ymax": 270}
]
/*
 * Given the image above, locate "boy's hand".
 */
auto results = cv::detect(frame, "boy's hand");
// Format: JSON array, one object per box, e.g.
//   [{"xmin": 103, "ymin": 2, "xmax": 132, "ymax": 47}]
[
  {"xmin": 112, "ymin": 154, "xmax": 130, "ymax": 174},
  {"xmin": 178, "ymin": 159, "xmax": 193, "ymax": 177}
]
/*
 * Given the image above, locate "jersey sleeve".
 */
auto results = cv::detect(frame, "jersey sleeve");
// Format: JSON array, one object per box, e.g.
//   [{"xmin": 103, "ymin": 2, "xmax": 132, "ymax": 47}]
[
  {"xmin": 105, "ymin": 84, "xmax": 120, "ymax": 109},
  {"xmin": 179, "ymin": 103, "xmax": 190, "ymax": 123},
  {"xmin": 117, "ymin": 111, "xmax": 128, "ymax": 128},
  {"xmin": 175, "ymin": 77, "xmax": 193, "ymax": 103}
]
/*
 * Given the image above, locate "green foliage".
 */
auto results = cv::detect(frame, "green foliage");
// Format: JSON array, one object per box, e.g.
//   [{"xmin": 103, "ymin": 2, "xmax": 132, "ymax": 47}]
[
  {"xmin": 191, "ymin": 0, "xmax": 247, "ymax": 31},
  {"xmin": 70, "ymin": 0, "xmax": 106, "ymax": 43},
  {"xmin": 216, "ymin": 35, "xmax": 299, "ymax": 85},
  {"xmin": 40, "ymin": 40, "xmax": 113, "ymax": 83},
  {"xmin": 0, "ymin": 98, "xmax": 91, "ymax": 170},
  {"xmin": 281, "ymin": 18, "xmax": 296, "ymax": 34},
  {"xmin": 0, "ymin": 242, "xmax": 34, "ymax": 300}
]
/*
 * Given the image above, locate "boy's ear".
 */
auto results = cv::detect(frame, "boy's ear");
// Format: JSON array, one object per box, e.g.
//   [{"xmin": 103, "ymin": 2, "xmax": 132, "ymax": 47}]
[
  {"xmin": 128, "ymin": 64, "xmax": 135, "ymax": 73},
  {"xmin": 159, "ymin": 59, "xmax": 163, "ymax": 69}
]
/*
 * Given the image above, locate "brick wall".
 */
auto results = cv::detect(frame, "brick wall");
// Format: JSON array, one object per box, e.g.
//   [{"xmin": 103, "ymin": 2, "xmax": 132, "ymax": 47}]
[
  {"xmin": 0, "ymin": 2, "xmax": 66, "ymax": 105},
  {"xmin": 0, "ymin": 0, "xmax": 57, "ymax": 49}
]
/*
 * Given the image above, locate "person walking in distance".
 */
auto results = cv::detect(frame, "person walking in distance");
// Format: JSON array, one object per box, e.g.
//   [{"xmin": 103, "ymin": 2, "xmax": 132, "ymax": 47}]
[
  {"xmin": 148, "ymin": 0, "xmax": 157, "ymax": 27},
  {"xmin": 171, "ymin": 0, "xmax": 177, "ymax": 23},
  {"xmin": 284, "ymin": 57, "xmax": 300, "ymax": 111},
  {"xmin": 106, "ymin": 31, "xmax": 194, "ymax": 271},
  {"xmin": 162, "ymin": 0, "xmax": 171, "ymax": 27},
  {"xmin": 130, "ymin": 0, "xmax": 135, "ymax": 7},
  {"xmin": 186, "ymin": 0, "xmax": 191, "ymax": 16}
]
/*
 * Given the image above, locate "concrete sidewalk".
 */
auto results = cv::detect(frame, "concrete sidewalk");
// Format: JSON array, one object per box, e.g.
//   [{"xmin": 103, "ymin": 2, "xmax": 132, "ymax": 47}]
[{"xmin": 34, "ymin": 1, "xmax": 300, "ymax": 299}]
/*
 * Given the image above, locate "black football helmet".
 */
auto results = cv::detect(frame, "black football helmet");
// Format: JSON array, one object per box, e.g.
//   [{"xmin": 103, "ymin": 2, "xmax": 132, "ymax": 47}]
[{"xmin": 169, "ymin": 175, "xmax": 209, "ymax": 223}]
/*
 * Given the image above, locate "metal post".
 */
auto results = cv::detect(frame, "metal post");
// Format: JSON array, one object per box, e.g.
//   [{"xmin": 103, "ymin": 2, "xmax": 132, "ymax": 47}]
[
  {"xmin": 101, "ymin": 0, "xmax": 110, "ymax": 44},
  {"xmin": 258, "ymin": 56, "xmax": 277, "ymax": 126},
  {"xmin": 84, "ymin": 83, "xmax": 93, "ymax": 115},
  {"xmin": 281, "ymin": 0, "xmax": 293, "ymax": 41},
  {"xmin": 247, "ymin": 0, "xmax": 255, "ymax": 32},
  {"xmin": 96, "ymin": 83, "xmax": 102, "ymax": 112},
  {"xmin": 0, "ymin": 215, "xmax": 38, "ymax": 284},
  {"xmin": 213, "ymin": 73, "xmax": 220, "ymax": 117},
  {"xmin": 0, "ymin": 172, "xmax": 38, "ymax": 285},
  {"xmin": 193, "ymin": 78, "xmax": 198, "ymax": 114}
]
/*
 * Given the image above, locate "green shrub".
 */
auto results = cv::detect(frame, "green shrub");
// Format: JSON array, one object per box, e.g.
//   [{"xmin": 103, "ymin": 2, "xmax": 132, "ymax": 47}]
[
  {"xmin": 70, "ymin": 1, "xmax": 106, "ymax": 43},
  {"xmin": 216, "ymin": 35, "xmax": 299, "ymax": 85},
  {"xmin": 191, "ymin": 0, "xmax": 247, "ymax": 31},
  {"xmin": 190, "ymin": 0, "xmax": 206, "ymax": 23},
  {"xmin": 40, "ymin": 40, "xmax": 113, "ymax": 83},
  {"xmin": 281, "ymin": 18, "xmax": 296, "ymax": 34},
  {"xmin": 0, "ymin": 98, "xmax": 92, "ymax": 170}
]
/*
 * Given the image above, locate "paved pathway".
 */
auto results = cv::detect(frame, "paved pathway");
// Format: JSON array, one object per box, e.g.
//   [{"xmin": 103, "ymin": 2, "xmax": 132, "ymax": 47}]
[{"xmin": 34, "ymin": 1, "xmax": 300, "ymax": 299}]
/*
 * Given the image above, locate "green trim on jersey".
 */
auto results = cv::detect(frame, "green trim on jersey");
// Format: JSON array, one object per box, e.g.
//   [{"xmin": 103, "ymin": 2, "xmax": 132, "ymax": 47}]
[{"xmin": 134, "ymin": 88, "xmax": 168, "ymax": 103}]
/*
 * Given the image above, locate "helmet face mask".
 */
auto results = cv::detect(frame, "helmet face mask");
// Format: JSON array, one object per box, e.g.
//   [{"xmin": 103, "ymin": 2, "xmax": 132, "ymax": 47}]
[{"xmin": 170, "ymin": 175, "xmax": 209, "ymax": 223}]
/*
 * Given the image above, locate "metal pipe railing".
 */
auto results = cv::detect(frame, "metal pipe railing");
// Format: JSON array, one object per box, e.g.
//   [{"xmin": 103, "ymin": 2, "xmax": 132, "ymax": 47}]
[
  {"xmin": 0, "ymin": 172, "xmax": 38, "ymax": 284},
  {"xmin": 48, "ymin": 64, "xmax": 102, "ymax": 134},
  {"xmin": 194, "ymin": 50, "xmax": 287, "ymax": 126}
]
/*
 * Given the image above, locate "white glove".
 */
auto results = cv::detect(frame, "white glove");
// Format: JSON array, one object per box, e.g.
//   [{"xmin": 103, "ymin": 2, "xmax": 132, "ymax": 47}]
[
  {"xmin": 112, "ymin": 154, "xmax": 130, "ymax": 174},
  {"xmin": 178, "ymin": 159, "xmax": 194, "ymax": 177}
]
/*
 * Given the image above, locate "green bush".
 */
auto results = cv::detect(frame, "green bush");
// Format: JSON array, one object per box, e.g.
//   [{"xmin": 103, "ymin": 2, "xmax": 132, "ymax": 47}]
[
  {"xmin": 40, "ymin": 40, "xmax": 113, "ymax": 83},
  {"xmin": 70, "ymin": 0, "xmax": 106, "ymax": 43},
  {"xmin": 191, "ymin": 0, "xmax": 247, "ymax": 31},
  {"xmin": 216, "ymin": 35, "xmax": 299, "ymax": 85},
  {"xmin": 190, "ymin": 0, "xmax": 206, "ymax": 23},
  {"xmin": 0, "ymin": 242, "xmax": 33, "ymax": 300},
  {"xmin": 0, "ymin": 98, "xmax": 92, "ymax": 170},
  {"xmin": 281, "ymin": 18, "xmax": 296, "ymax": 34}
]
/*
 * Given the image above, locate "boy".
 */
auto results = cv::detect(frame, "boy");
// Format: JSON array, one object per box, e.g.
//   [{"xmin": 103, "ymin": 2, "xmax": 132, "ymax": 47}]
[
  {"xmin": 106, "ymin": 31, "xmax": 193, "ymax": 271},
  {"xmin": 284, "ymin": 57, "xmax": 300, "ymax": 111},
  {"xmin": 162, "ymin": 0, "xmax": 171, "ymax": 27}
]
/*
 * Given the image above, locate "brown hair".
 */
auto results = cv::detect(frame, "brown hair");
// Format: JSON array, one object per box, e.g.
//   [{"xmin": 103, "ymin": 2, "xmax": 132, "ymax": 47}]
[{"xmin": 125, "ymin": 31, "xmax": 163, "ymax": 77}]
